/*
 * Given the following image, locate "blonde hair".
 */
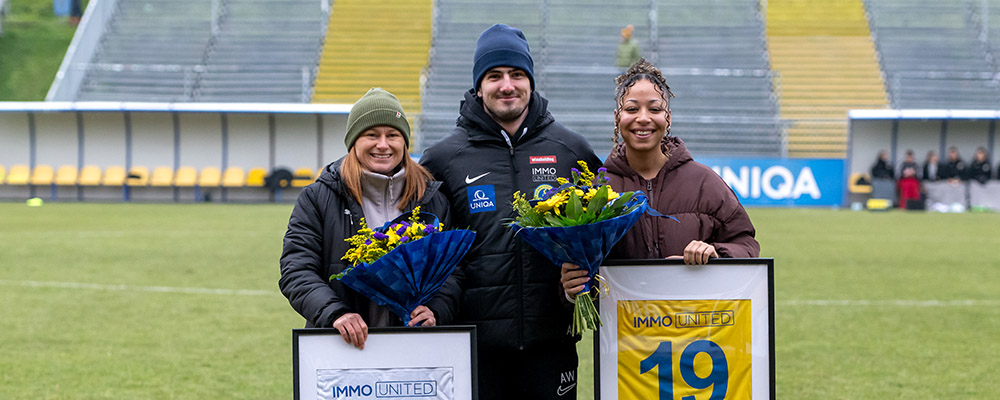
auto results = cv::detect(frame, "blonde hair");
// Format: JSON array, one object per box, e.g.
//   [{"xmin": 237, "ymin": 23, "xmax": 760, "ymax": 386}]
[{"xmin": 340, "ymin": 152, "xmax": 434, "ymax": 211}]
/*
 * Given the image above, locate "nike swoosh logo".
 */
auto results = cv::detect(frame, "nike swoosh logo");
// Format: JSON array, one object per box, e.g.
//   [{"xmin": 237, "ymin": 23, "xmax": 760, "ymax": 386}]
[
  {"xmin": 556, "ymin": 383, "xmax": 576, "ymax": 396},
  {"xmin": 465, "ymin": 172, "xmax": 490, "ymax": 184}
]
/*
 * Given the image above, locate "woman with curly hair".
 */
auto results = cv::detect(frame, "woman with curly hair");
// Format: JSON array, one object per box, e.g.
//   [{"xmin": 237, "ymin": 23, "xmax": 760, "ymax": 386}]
[{"xmin": 562, "ymin": 59, "xmax": 760, "ymax": 297}]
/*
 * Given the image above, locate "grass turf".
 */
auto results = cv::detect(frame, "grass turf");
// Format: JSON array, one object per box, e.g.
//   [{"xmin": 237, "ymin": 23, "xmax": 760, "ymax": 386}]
[
  {"xmin": 0, "ymin": 0, "xmax": 83, "ymax": 101},
  {"xmin": 1, "ymin": 203, "xmax": 998, "ymax": 398}
]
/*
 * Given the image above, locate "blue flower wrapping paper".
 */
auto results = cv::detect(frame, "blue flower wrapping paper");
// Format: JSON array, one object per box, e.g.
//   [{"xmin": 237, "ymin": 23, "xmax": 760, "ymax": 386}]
[
  {"xmin": 337, "ymin": 214, "xmax": 475, "ymax": 326},
  {"xmin": 510, "ymin": 193, "xmax": 649, "ymax": 293}
]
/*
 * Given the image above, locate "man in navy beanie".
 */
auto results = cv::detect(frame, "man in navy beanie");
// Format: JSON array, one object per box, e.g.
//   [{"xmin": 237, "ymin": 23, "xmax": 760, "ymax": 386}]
[{"xmin": 421, "ymin": 23, "xmax": 601, "ymax": 399}]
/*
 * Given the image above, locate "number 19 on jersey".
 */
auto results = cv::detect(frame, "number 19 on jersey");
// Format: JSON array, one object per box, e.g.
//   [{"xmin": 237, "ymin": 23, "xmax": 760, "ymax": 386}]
[{"xmin": 617, "ymin": 300, "xmax": 752, "ymax": 400}]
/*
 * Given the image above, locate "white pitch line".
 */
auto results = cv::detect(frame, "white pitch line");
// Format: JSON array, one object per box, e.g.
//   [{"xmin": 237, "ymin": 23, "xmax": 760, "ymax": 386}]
[
  {"xmin": 0, "ymin": 279, "xmax": 274, "ymax": 296},
  {"xmin": 780, "ymin": 299, "xmax": 1000, "ymax": 307}
]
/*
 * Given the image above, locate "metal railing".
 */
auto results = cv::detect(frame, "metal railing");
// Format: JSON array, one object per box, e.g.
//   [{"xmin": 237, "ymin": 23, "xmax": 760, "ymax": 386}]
[{"xmin": 71, "ymin": 62, "xmax": 317, "ymax": 102}]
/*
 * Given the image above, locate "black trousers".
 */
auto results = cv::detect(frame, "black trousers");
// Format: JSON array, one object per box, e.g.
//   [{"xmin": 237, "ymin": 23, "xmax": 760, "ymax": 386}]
[{"xmin": 476, "ymin": 341, "xmax": 579, "ymax": 400}]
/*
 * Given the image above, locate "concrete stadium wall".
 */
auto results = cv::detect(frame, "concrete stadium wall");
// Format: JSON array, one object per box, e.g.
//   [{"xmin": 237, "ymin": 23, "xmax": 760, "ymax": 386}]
[
  {"xmin": 848, "ymin": 110, "xmax": 999, "ymax": 176},
  {"xmin": 0, "ymin": 102, "xmax": 352, "ymax": 202}
]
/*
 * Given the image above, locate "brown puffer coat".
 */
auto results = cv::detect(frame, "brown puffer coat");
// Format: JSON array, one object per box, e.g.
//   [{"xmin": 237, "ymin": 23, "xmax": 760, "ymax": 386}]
[{"xmin": 603, "ymin": 136, "xmax": 760, "ymax": 259}]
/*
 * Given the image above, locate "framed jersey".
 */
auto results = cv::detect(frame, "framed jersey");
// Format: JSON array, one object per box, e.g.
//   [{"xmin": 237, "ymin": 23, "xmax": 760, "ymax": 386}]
[
  {"xmin": 294, "ymin": 326, "xmax": 477, "ymax": 400},
  {"xmin": 596, "ymin": 259, "xmax": 774, "ymax": 400}
]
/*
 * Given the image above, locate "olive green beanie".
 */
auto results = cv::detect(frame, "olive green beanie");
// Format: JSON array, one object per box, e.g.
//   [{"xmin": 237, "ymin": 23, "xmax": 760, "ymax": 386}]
[{"xmin": 344, "ymin": 88, "xmax": 410, "ymax": 149}]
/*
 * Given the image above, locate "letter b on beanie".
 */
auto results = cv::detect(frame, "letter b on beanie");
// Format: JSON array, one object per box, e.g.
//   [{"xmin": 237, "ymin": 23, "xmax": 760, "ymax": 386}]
[
  {"xmin": 344, "ymin": 88, "xmax": 410, "ymax": 149},
  {"xmin": 473, "ymin": 24, "xmax": 535, "ymax": 91}
]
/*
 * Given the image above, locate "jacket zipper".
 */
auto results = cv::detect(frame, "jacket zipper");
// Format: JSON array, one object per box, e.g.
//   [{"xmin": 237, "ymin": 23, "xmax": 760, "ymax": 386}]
[
  {"xmin": 646, "ymin": 180, "xmax": 661, "ymax": 257},
  {"xmin": 503, "ymin": 128, "xmax": 525, "ymax": 349}
]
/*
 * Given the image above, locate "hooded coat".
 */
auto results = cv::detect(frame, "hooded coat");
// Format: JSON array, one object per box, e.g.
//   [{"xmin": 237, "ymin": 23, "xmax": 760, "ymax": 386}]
[
  {"xmin": 420, "ymin": 89, "xmax": 602, "ymax": 350},
  {"xmin": 278, "ymin": 158, "xmax": 452, "ymax": 328},
  {"xmin": 602, "ymin": 137, "xmax": 759, "ymax": 259}
]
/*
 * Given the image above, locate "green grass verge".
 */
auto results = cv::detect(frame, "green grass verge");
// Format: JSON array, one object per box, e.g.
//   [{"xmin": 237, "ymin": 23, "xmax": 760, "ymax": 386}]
[
  {"xmin": 1, "ymin": 203, "xmax": 998, "ymax": 398},
  {"xmin": 0, "ymin": 0, "xmax": 82, "ymax": 100}
]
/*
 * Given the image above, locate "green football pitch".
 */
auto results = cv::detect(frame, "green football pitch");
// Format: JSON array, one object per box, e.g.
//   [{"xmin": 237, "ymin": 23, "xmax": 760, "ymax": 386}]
[{"xmin": 1, "ymin": 202, "xmax": 998, "ymax": 399}]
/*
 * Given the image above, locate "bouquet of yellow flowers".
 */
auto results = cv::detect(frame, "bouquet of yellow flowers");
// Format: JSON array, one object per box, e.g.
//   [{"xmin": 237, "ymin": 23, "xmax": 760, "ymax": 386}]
[
  {"xmin": 510, "ymin": 161, "xmax": 650, "ymax": 335},
  {"xmin": 333, "ymin": 207, "xmax": 475, "ymax": 326}
]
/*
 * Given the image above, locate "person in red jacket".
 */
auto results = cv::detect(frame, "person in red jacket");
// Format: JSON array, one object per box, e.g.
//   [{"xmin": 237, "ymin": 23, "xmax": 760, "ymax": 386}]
[
  {"xmin": 896, "ymin": 164, "xmax": 921, "ymax": 209},
  {"xmin": 562, "ymin": 59, "xmax": 759, "ymax": 296}
]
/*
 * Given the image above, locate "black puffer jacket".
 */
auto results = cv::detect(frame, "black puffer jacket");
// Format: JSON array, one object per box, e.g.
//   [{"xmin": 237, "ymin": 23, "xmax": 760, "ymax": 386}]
[
  {"xmin": 420, "ymin": 90, "xmax": 602, "ymax": 350},
  {"xmin": 279, "ymin": 158, "xmax": 453, "ymax": 328}
]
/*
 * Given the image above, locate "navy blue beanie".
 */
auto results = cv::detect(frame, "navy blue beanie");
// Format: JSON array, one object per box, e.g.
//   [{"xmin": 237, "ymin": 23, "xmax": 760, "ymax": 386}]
[{"xmin": 473, "ymin": 24, "xmax": 535, "ymax": 91}]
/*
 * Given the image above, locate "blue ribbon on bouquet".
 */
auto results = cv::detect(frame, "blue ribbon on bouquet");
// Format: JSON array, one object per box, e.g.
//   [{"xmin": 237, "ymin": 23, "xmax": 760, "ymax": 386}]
[
  {"xmin": 510, "ymin": 192, "xmax": 677, "ymax": 293},
  {"xmin": 336, "ymin": 212, "xmax": 475, "ymax": 326}
]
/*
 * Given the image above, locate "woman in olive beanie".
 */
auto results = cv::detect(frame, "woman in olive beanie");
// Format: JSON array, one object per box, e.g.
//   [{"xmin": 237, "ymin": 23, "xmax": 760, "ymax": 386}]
[{"xmin": 280, "ymin": 88, "xmax": 453, "ymax": 350}]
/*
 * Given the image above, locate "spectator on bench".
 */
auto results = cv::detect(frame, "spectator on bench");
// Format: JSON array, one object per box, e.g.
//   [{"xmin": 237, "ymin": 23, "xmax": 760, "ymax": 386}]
[
  {"xmin": 871, "ymin": 150, "xmax": 894, "ymax": 180},
  {"xmin": 923, "ymin": 150, "xmax": 941, "ymax": 181},
  {"xmin": 967, "ymin": 147, "xmax": 992, "ymax": 184},
  {"xmin": 898, "ymin": 149, "xmax": 920, "ymax": 179},
  {"xmin": 939, "ymin": 146, "xmax": 966, "ymax": 182},
  {"xmin": 897, "ymin": 164, "xmax": 921, "ymax": 209}
]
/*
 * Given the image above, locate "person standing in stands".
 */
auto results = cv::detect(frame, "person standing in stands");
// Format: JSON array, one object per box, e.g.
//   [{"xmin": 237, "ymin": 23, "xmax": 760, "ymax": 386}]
[
  {"xmin": 967, "ymin": 147, "xmax": 992, "ymax": 184},
  {"xmin": 616, "ymin": 24, "xmax": 641, "ymax": 68},
  {"xmin": 923, "ymin": 150, "xmax": 941, "ymax": 181},
  {"xmin": 871, "ymin": 150, "xmax": 894, "ymax": 180},
  {"xmin": 420, "ymin": 24, "xmax": 602, "ymax": 400},
  {"xmin": 279, "ymin": 88, "xmax": 452, "ymax": 350},
  {"xmin": 939, "ymin": 146, "xmax": 967, "ymax": 182}
]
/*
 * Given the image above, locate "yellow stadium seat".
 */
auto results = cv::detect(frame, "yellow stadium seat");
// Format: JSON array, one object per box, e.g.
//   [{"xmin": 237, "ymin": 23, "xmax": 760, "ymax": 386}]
[
  {"xmin": 78, "ymin": 165, "xmax": 102, "ymax": 186},
  {"xmin": 55, "ymin": 165, "xmax": 79, "ymax": 185},
  {"xmin": 102, "ymin": 166, "xmax": 126, "ymax": 186},
  {"xmin": 30, "ymin": 165, "xmax": 54, "ymax": 186},
  {"xmin": 126, "ymin": 166, "xmax": 149, "ymax": 186},
  {"xmin": 6, "ymin": 164, "xmax": 30, "ymax": 185},
  {"xmin": 222, "ymin": 167, "xmax": 245, "ymax": 188},
  {"xmin": 0, "ymin": 165, "xmax": 6, "ymax": 183},
  {"xmin": 198, "ymin": 167, "xmax": 222, "ymax": 187},
  {"xmin": 150, "ymin": 166, "xmax": 174, "ymax": 187},
  {"xmin": 246, "ymin": 167, "xmax": 267, "ymax": 187},
  {"xmin": 291, "ymin": 167, "xmax": 316, "ymax": 187},
  {"xmin": 173, "ymin": 166, "xmax": 197, "ymax": 187},
  {"xmin": 848, "ymin": 172, "xmax": 873, "ymax": 194}
]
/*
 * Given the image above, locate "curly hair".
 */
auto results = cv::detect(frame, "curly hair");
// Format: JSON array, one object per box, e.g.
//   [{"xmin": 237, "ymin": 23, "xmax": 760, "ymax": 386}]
[
  {"xmin": 612, "ymin": 58, "xmax": 675, "ymax": 149},
  {"xmin": 614, "ymin": 58, "xmax": 674, "ymax": 110}
]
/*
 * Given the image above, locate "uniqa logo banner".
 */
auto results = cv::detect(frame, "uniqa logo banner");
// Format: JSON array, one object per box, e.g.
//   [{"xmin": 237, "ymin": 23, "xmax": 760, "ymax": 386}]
[
  {"xmin": 317, "ymin": 367, "xmax": 453, "ymax": 399},
  {"xmin": 696, "ymin": 158, "xmax": 845, "ymax": 206}
]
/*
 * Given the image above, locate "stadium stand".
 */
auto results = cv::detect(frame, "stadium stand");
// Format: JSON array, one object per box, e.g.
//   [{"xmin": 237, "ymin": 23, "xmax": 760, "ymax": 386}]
[
  {"xmin": 75, "ymin": 0, "xmax": 327, "ymax": 102},
  {"xmin": 767, "ymin": 0, "xmax": 888, "ymax": 159},
  {"xmin": 866, "ymin": 0, "xmax": 1000, "ymax": 109},
  {"xmin": 0, "ymin": 165, "xmax": 5, "ymax": 183},
  {"xmin": 417, "ymin": 0, "xmax": 783, "ymax": 157},
  {"xmin": 312, "ymin": 0, "xmax": 432, "ymax": 117},
  {"xmin": 196, "ymin": 0, "xmax": 326, "ymax": 102},
  {"xmin": 652, "ymin": 0, "xmax": 783, "ymax": 157},
  {"xmin": 76, "ymin": 0, "xmax": 214, "ymax": 101}
]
